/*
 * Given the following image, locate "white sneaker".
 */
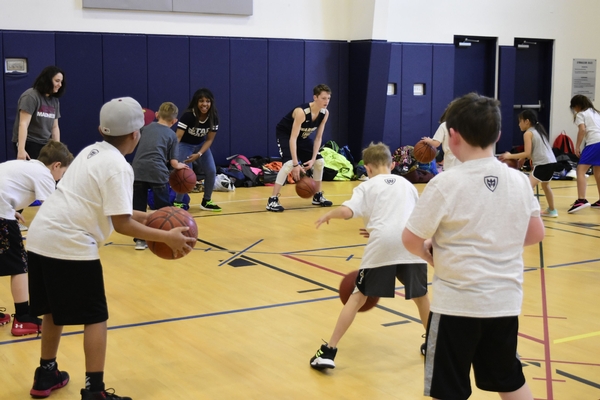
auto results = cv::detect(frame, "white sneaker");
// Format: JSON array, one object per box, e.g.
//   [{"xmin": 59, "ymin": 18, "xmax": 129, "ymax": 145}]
[
  {"xmin": 18, "ymin": 223, "xmax": 28, "ymax": 231},
  {"xmin": 135, "ymin": 239, "xmax": 148, "ymax": 250}
]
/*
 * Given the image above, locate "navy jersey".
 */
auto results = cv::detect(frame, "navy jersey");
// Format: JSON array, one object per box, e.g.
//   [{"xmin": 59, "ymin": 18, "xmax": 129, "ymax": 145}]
[
  {"xmin": 177, "ymin": 110, "xmax": 219, "ymax": 145},
  {"xmin": 276, "ymin": 103, "xmax": 326, "ymax": 140}
]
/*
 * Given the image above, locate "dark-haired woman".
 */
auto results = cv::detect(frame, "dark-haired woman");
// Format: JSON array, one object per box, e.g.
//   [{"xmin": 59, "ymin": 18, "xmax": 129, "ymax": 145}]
[
  {"xmin": 499, "ymin": 109, "xmax": 558, "ymax": 217},
  {"xmin": 174, "ymin": 88, "xmax": 221, "ymax": 211},
  {"xmin": 12, "ymin": 66, "xmax": 66, "ymax": 160}
]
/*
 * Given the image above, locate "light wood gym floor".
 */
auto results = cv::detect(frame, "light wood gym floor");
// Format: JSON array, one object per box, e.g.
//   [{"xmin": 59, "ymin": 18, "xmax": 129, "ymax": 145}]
[{"xmin": 2, "ymin": 175, "xmax": 599, "ymax": 399}]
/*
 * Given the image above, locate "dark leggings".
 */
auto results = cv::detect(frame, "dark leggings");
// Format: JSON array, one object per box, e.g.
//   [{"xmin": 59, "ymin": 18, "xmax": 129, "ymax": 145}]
[{"xmin": 13, "ymin": 140, "xmax": 47, "ymax": 160}]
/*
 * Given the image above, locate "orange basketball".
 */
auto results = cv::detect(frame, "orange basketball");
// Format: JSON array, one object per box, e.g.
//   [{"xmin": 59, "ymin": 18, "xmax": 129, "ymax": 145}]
[
  {"xmin": 146, "ymin": 206, "xmax": 198, "ymax": 260},
  {"xmin": 169, "ymin": 168, "xmax": 196, "ymax": 194},
  {"xmin": 413, "ymin": 140, "xmax": 437, "ymax": 163},
  {"xmin": 339, "ymin": 270, "xmax": 379, "ymax": 312},
  {"xmin": 295, "ymin": 176, "xmax": 317, "ymax": 199}
]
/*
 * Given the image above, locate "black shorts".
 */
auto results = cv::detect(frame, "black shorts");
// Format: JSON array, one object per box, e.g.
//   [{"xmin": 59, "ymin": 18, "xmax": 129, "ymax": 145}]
[
  {"xmin": 355, "ymin": 263, "xmax": 428, "ymax": 299},
  {"xmin": 276, "ymin": 133, "xmax": 323, "ymax": 164},
  {"xmin": 28, "ymin": 252, "xmax": 109, "ymax": 325},
  {"xmin": 532, "ymin": 163, "xmax": 558, "ymax": 182},
  {"xmin": 0, "ymin": 218, "xmax": 28, "ymax": 276},
  {"xmin": 424, "ymin": 313, "xmax": 526, "ymax": 399}
]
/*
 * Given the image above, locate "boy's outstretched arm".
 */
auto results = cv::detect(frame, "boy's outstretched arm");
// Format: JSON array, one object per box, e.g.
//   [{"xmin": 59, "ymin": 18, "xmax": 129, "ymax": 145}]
[
  {"xmin": 524, "ymin": 216, "xmax": 545, "ymax": 246},
  {"xmin": 402, "ymin": 228, "xmax": 434, "ymax": 266},
  {"xmin": 315, "ymin": 205, "xmax": 353, "ymax": 228}
]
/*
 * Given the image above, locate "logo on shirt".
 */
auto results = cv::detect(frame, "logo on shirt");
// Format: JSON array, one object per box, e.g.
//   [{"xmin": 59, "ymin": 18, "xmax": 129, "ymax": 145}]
[
  {"xmin": 87, "ymin": 149, "xmax": 99, "ymax": 159},
  {"xmin": 384, "ymin": 178, "xmax": 396, "ymax": 185},
  {"xmin": 484, "ymin": 176, "xmax": 498, "ymax": 192},
  {"xmin": 37, "ymin": 105, "xmax": 56, "ymax": 119}
]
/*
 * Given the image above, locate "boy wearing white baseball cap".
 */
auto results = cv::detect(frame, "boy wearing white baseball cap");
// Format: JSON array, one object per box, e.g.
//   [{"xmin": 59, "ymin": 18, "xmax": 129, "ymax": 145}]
[{"xmin": 26, "ymin": 97, "xmax": 196, "ymax": 400}]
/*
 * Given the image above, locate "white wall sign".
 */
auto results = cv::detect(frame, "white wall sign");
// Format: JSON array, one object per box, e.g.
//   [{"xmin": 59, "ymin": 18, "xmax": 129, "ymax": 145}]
[{"xmin": 572, "ymin": 59, "xmax": 596, "ymax": 101}]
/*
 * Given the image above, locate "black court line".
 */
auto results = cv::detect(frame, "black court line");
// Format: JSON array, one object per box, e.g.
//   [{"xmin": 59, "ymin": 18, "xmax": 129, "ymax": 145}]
[
  {"xmin": 555, "ymin": 369, "xmax": 600, "ymax": 390},
  {"xmin": 545, "ymin": 224, "xmax": 600, "ymax": 239},
  {"xmin": 382, "ymin": 321, "xmax": 411, "ymax": 327},
  {"xmin": 188, "ymin": 204, "xmax": 342, "ymax": 219},
  {"xmin": 297, "ymin": 288, "xmax": 325, "ymax": 293}
]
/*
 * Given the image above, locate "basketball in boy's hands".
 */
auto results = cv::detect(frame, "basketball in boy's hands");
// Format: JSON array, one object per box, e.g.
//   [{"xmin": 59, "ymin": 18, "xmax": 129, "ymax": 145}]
[
  {"xmin": 295, "ymin": 176, "xmax": 317, "ymax": 199},
  {"xmin": 169, "ymin": 168, "xmax": 196, "ymax": 194},
  {"xmin": 413, "ymin": 140, "xmax": 437, "ymax": 163},
  {"xmin": 146, "ymin": 206, "xmax": 198, "ymax": 260},
  {"xmin": 339, "ymin": 270, "xmax": 379, "ymax": 312}
]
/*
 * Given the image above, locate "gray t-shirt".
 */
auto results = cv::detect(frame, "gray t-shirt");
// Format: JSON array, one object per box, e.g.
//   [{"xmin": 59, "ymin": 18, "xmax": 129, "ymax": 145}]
[
  {"xmin": 12, "ymin": 88, "xmax": 61, "ymax": 145},
  {"xmin": 132, "ymin": 122, "xmax": 179, "ymax": 184}
]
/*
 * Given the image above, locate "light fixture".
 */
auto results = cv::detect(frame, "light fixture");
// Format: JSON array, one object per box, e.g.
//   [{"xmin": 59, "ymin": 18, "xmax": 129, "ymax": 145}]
[
  {"xmin": 517, "ymin": 40, "xmax": 537, "ymax": 49},
  {"xmin": 457, "ymin": 38, "xmax": 479, "ymax": 48}
]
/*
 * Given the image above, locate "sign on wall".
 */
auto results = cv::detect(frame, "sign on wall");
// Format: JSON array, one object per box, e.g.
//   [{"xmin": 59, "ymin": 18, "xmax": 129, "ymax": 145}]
[{"xmin": 572, "ymin": 59, "xmax": 596, "ymax": 101}]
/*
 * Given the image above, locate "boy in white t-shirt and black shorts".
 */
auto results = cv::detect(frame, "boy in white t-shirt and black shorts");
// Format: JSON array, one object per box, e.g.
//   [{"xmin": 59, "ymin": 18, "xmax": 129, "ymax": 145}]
[
  {"xmin": 309, "ymin": 142, "xmax": 430, "ymax": 370},
  {"xmin": 26, "ymin": 97, "xmax": 197, "ymax": 400},
  {"xmin": 402, "ymin": 93, "xmax": 545, "ymax": 400}
]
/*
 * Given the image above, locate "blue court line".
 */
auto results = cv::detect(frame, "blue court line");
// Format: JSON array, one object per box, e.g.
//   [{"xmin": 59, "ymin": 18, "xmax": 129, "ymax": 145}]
[
  {"xmin": 546, "ymin": 258, "xmax": 600, "ymax": 269},
  {"xmin": 218, "ymin": 239, "xmax": 263, "ymax": 266},
  {"xmin": 546, "ymin": 225, "xmax": 600, "ymax": 238}
]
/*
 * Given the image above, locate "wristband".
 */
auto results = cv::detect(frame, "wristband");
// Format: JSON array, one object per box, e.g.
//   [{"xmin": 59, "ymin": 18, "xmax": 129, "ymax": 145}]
[
  {"xmin": 293, "ymin": 164, "xmax": 300, "ymax": 167},
  {"xmin": 197, "ymin": 152, "xmax": 203, "ymax": 157}
]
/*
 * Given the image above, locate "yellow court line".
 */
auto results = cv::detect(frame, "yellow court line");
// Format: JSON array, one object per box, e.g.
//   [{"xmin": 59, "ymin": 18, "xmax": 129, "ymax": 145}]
[{"xmin": 554, "ymin": 331, "xmax": 600, "ymax": 344}]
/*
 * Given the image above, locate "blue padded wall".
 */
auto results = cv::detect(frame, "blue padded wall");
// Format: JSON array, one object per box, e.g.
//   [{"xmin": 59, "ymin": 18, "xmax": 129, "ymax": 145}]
[
  {"xmin": 267, "ymin": 39, "xmax": 304, "ymax": 158},
  {"xmin": 348, "ymin": 41, "xmax": 371, "ymax": 158},
  {"xmin": 337, "ymin": 42, "xmax": 349, "ymax": 150},
  {"xmin": 102, "ymin": 34, "xmax": 148, "ymax": 105},
  {"xmin": 2, "ymin": 31, "xmax": 55, "ymax": 161},
  {"xmin": 0, "ymin": 33, "xmax": 5, "ymax": 161},
  {"xmin": 190, "ymin": 37, "xmax": 230, "ymax": 164},
  {"xmin": 230, "ymin": 38, "xmax": 268, "ymax": 159},
  {"xmin": 401, "ymin": 44, "xmax": 433, "ymax": 146},
  {"xmin": 56, "ymin": 33, "xmax": 103, "ymax": 157},
  {"xmin": 361, "ymin": 41, "xmax": 391, "ymax": 152},
  {"xmin": 431, "ymin": 45, "xmax": 455, "ymax": 132},
  {"xmin": 498, "ymin": 46, "xmax": 516, "ymax": 152},
  {"xmin": 148, "ymin": 35, "xmax": 189, "ymax": 117},
  {"xmin": 383, "ymin": 43, "xmax": 402, "ymax": 151},
  {"xmin": 304, "ymin": 41, "xmax": 341, "ymax": 146}
]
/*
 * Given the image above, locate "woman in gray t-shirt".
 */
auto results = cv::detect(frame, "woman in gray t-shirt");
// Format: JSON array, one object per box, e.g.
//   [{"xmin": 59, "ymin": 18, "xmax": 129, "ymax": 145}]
[{"xmin": 12, "ymin": 66, "xmax": 66, "ymax": 160}]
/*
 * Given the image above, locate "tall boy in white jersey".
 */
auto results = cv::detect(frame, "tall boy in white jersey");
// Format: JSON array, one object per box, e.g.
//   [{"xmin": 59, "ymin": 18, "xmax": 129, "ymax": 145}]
[
  {"xmin": 26, "ymin": 97, "xmax": 196, "ymax": 400},
  {"xmin": 402, "ymin": 93, "xmax": 545, "ymax": 400}
]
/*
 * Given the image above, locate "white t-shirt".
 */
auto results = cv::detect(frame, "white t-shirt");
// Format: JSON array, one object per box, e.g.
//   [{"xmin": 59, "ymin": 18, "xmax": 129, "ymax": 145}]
[
  {"xmin": 405, "ymin": 157, "xmax": 540, "ymax": 318},
  {"xmin": 27, "ymin": 141, "xmax": 134, "ymax": 260},
  {"xmin": 432, "ymin": 122, "xmax": 461, "ymax": 170},
  {"xmin": 0, "ymin": 159, "xmax": 55, "ymax": 220},
  {"xmin": 342, "ymin": 173, "xmax": 423, "ymax": 268},
  {"xmin": 575, "ymin": 109, "xmax": 600, "ymax": 146}
]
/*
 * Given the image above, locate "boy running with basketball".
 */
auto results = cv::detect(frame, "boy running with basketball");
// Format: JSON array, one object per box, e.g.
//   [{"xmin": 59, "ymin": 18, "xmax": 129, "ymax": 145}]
[
  {"xmin": 26, "ymin": 97, "xmax": 196, "ymax": 400},
  {"xmin": 309, "ymin": 142, "xmax": 430, "ymax": 370},
  {"xmin": 402, "ymin": 93, "xmax": 545, "ymax": 400},
  {"xmin": 132, "ymin": 102, "xmax": 188, "ymax": 250},
  {"xmin": 0, "ymin": 140, "xmax": 73, "ymax": 336}
]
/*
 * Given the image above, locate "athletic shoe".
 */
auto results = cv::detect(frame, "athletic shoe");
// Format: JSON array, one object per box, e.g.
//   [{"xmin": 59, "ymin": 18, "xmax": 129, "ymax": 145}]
[
  {"xmin": 312, "ymin": 192, "xmax": 332, "ymax": 207},
  {"xmin": 591, "ymin": 200, "xmax": 600, "ymax": 209},
  {"xmin": 420, "ymin": 334, "xmax": 427, "ymax": 356},
  {"xmin": 30, "ymin": 366, "xmax": 70, "ymax": 398},
  {"xmin": 81, "ymin": 387, "xmax": 132, "ymax": 400},
  {"xmin": 173, "ymin": 202, "xmax": 190, "ymax": 211},
  {"xmin": 200, "ymin": 199, "xmax": 222, "ymax": 212},
  {"xmin": 191, "ymin": 182, "xmax": 204, "ymax": 193},
  {"xmin": 567, "ymin": 199, "xmax": 590, "ymax": 213},
  {"xmin": 310, "ymin": 343, "xmax": 337, "ymax": 370},
  {"xmin": 18, "ymin": 222, "xmax": 28, "ymax": 231},
  {"xmin": 0, "ymin": 308, "xmax": 10, "ymax": 326},
  {"xmin": 11, "ymin": 314, "xmax": 42, "ymax": 336},
  {"xmin": 541, "ymin": 208, "xmax": 558, "ymax": 218},
  {"xmin": 266, "ymin": 195, "xmax": 284, "ymax": 212},
  {"xmin": 134, "ymin": 239, "xmax": 147, "ymax": 250}
]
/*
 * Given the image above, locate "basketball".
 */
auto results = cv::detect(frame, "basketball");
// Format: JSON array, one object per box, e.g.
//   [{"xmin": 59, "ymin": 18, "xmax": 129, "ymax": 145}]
[
  {"xmin": 295, "ymin": 176, "xmax": 317, "ymax": 199},
  {"xmin": 413, "ymin": 140, "xmax": 437, "ymax": 163},
  {"xmin": 339, "ymin": 270, "xmax": 379, "ymax": 312},
  {"xmin": 169, "ymin": 168, "xmax": 196, "ymax": 194},
  {"xmin": 146, "ymin": 206, "xmax": 198, "ymax": 260}
]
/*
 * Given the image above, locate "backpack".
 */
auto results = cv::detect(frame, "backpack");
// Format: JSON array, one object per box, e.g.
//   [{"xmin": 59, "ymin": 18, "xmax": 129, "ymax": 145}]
[
  {"xmin": 553, "ymin": 131, "xmax": 576, "ymax": 156},
  {"xmin": 228, "ymin": 155, "xmax": 262, "ymax": 187}
]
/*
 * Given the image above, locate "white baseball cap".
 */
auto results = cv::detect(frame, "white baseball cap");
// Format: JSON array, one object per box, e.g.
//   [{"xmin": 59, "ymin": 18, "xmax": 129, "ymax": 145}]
[{"xmin": 99, "ymin": 97, "xmax": 144, "ymax": 136}]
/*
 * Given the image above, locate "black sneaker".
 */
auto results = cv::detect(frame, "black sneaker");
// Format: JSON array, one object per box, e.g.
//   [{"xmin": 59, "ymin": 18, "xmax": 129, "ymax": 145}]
[
  {"xmin": 30, "ymin": 366, "xmax": 70, "ymax": 398},
  {"xmin": 200, "ymin": 198, "xmax": 222, "ymax": 212},
  {"xmin": 420, "ymin": 333, "xmax": 427, "ymax": 356},
  {"xmin": 591, "ymin": 200, "xmax": 600, "ymax": 209},
  {"xmin": 81, "ymin": 388, "xmax": 132, "ymax": 400},
  {"xmin": 312, "ymin": 192, "xmax": 332, "ymax": 207},
  {"xmin": 310, "ymin": 343, "xmax": 337, "ymax": 370},
  {"xmin": 266, "ymin": 195, "xmax": 284, "ymax": 212},
  {"xmin": 567, "ymin": 199, "xmax": 590, "ymax": 213}
]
